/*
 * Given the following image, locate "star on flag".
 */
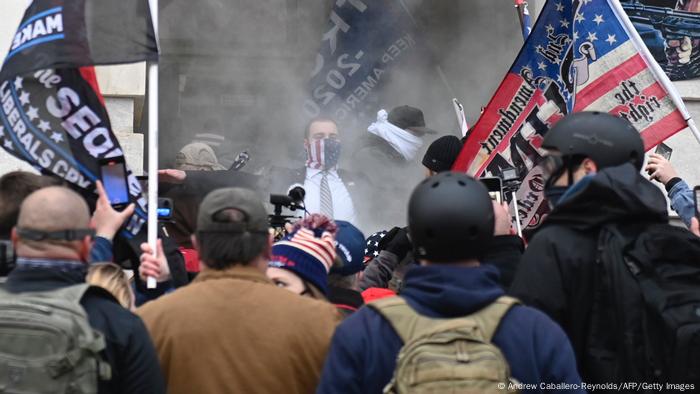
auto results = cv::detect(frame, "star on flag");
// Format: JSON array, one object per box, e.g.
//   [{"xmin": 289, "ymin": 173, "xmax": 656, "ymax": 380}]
[
  {"xmin": 605, "ymin": 34, "xmax": 617, "ymax": 45},
  {"xmin": 26, "ymin": 106, "xmax": 39, "ymax": 121},
  {"xmin": 50, "ymin": 132, "xmax": 64, "ymax": 143},
  {"xmin": 13, "ymin": 76, "xmax": 23, "ymax": 90},
  {"xmin": 593, "ymin": 14, "xmax": 604, "ymax": 25},
  {"xmin": 38, "ymin": 120, "xmax": 51, "ymax": 132},
  {"xmin": 19, "ymin": 91, "xmax": 30, "ymax": 106}
]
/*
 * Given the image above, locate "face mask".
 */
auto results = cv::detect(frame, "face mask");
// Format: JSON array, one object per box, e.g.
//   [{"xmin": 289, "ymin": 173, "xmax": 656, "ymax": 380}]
[
  {"xmin": 544, "ymin": 185, "xmax": 569, "ymax": 209},
  {"xmin": 305, "ymin": 137, "xmax": 341, "ymax": 170}
]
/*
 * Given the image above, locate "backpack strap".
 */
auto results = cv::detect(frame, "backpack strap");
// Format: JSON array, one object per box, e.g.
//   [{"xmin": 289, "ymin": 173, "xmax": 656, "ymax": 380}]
[
  {"xmin": 49, "ymin": 283, "xmax": 92, "ymax": 303},
  {"xmin": 368, "ymin": 296, "xmax": 435, "ymax": 343},
  {"xmin": 469, "ymin": 296, "xmax": 520, "ymax": 342},
  {"xmin": 368, "ymin": 295, "xmax": 520, "ymax": 343}
]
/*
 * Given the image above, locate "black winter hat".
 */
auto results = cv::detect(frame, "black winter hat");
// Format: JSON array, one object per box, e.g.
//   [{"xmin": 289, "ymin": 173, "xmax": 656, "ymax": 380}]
[{"xmin": 421, "ymin": 135, "xmax": 464, "ymax": 173}]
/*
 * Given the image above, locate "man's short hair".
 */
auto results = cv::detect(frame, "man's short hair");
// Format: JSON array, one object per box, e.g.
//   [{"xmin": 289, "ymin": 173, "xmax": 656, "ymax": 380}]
[
  {"xmin": 0, "ymin": 172, "xmax": 62, "ymax": 238},
  {"xmin": 303, "ymin": 116, "xmax": 338, "ymax": 139},
  {"xmin": 196, "ymin": 208, "xmax": 268, "ymax": 269}
]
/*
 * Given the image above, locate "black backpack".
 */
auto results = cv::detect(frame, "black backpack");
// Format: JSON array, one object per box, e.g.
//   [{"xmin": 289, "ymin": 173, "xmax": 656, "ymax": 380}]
[{"xmin": 587, "ymin": 222, "xmax": 700, "ymax": 386}]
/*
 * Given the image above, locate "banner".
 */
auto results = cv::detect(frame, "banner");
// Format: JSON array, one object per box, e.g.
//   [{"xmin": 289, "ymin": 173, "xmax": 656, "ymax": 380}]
[
  {"xmin": 0, "ymin": 0, "xmax": 158, "ymax": 240},
  {"xmin": 304, "ymin": 0, "xmax": 418, "ymax": 125},
  {"xmin": 0, "ymin": 0, "xmax": 157, "ymax": 81},
  {"xmin": 622, "ymin": 0, "xmax": 700, "ymax": 81},
  {"xmin": 453, "ymin": 0, "xmax": 694, "ymax": 230}
]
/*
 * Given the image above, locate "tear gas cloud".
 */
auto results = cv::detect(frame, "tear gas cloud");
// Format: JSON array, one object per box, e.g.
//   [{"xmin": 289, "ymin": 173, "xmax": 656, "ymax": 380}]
[{"xmin": 157, "ymin": 0, "xmax": 524, "ymax": 233}]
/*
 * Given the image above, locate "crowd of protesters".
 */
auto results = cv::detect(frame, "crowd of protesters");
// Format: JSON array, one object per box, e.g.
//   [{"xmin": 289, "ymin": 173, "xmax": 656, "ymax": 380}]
[{"xmin": 1, "ymin": 110, "xmax": 700, "ymax": 394}]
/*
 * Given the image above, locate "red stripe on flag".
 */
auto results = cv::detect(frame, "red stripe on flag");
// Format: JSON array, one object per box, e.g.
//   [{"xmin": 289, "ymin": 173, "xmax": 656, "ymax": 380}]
[
  {"xmin": 454, "ymin": 73, "xmax": 527, "ymax": 172},
  {"xmin": 474, "ymin": 89, "xmax": 545, "ymax": 175},
  {"xmin": 78, "ymin": 67, "xmax": 106, "ymax": 107},
  {"xmin": 640, "ymin": 111, "xmax": 687, "ymax": 150},
  {"xmin": 574, "ymin": 55, "xmax": 646, "ymax": 111},
  {"xmin": 606, "ymin": 82, "xmax": 667, "ymax": 116}
]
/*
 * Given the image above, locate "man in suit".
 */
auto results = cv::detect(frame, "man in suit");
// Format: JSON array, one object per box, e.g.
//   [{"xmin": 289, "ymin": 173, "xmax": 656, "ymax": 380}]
[{"xmin": 267, "ymin": 117, "xmax": 370, "ymax": 227}]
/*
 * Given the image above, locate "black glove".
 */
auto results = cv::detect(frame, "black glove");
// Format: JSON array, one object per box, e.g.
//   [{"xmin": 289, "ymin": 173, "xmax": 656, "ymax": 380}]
[{"xmin": 384, "ymin": 227, "xmax": 412, "ymax": 261}]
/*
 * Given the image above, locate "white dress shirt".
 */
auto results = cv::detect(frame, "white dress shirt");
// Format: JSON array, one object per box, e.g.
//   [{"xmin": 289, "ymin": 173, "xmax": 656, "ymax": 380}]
[{"xmin": 303, "ymin": 167, "xmax": 357, "ymax": 223}]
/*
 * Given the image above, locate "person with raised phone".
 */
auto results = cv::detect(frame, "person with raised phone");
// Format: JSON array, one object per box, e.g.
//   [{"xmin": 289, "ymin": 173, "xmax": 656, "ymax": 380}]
[{"xmin": 0, "ymin": 185, "xmax": 165, "ymax": 394}]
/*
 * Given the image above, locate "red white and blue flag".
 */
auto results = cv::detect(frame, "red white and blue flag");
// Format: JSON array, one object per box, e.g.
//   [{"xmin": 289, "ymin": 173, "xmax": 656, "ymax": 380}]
[{"xmin": 453, "ymin": 0, "xmax": 697, "ymax": 231}]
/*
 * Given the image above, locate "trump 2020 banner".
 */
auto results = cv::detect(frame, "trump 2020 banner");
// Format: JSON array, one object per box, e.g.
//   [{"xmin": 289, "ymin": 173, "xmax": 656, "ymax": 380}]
[
  {"xmin": 0, "ymin": 0, "xmax": 157, "ymax": 239},
  {"xmin": 305, "ymin": 0, "xmax": 417, "ymax": 125},
  {"xmin": 453, "ymin": 0, "xmax": 694, "ymax": 231}
]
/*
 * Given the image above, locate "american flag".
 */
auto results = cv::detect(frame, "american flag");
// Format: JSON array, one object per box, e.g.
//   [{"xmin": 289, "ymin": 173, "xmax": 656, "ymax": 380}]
[{"xmin": 453, "ymin": 0, "xmax": 696, "ymax": 231}]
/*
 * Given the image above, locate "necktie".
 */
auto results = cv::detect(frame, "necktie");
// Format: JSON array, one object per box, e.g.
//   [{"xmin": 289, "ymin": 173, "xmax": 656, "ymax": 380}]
[{"xmin": 320, "ymin": 171, "xmax": 334, "ymax": 218}]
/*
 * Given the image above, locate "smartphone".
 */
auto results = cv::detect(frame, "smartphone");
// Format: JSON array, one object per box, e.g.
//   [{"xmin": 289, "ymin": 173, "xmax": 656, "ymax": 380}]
[
  {"xmin": 481, "ymin": 177, "xmax": 503, "ymax": 205},
  {"xmin": 98, "ymin": 157, "xmax": 130, "ymax": 210},
  {"xmin": 694, "ymin": 186, "xmax": 700, "ymax": 221},
  {"xmin": 655, "ymin": 143, "xmax": 673, "ymax": 161}
]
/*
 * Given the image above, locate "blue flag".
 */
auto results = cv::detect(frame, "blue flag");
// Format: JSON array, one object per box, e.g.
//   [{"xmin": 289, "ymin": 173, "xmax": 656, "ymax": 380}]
[{"xmin": 304, "ymin": 0, "xmax": 418, "ymax": 125}]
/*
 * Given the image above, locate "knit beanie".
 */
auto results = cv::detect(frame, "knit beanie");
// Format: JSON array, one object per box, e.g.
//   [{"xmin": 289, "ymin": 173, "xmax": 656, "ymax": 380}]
[
  {"xmin": 330, "ymin": 221, "xmax": 366, "ymax": 276},
  {"xmin": 421, "ymin": 135, "xmax": 464, "ymax": 173},
  {"xmin": 270, "ymin": 226, "xmax": 337, "ymax": 295}
]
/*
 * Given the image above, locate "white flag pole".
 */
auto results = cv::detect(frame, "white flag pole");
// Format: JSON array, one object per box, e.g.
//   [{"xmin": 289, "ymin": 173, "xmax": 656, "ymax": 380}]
[
  {"xmin": 146, "ymin": 0, "xmax": 159, "ymax": 289},
  {"xmin": 609, "ymin": 0, "xmax": 700, "ymax": 145},
  {"xmin": 452, "ymin": 98, "xmax": 470, "ymax": 137}
]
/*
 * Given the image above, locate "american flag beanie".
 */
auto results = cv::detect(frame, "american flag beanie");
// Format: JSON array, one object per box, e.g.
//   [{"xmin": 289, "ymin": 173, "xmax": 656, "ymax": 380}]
[{"xmin": 270, "ymin": 227, "xmax": 336, "ymax": 295}]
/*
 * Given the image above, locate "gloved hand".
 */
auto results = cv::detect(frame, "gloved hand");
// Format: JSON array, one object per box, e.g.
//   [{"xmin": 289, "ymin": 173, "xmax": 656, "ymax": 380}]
[{"xmin": 382, "ymin": 227, "xmax": 412, "ymax": 261}]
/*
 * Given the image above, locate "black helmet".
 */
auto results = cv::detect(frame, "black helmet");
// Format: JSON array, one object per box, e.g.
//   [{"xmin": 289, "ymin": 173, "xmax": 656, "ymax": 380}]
[
  {"xmin": 542, "ymin": 112, "xmax": 645, "ymax": 170},
  {"xmin": 408, "ymin": 172, "xmax": 494, "ymax": 263}
]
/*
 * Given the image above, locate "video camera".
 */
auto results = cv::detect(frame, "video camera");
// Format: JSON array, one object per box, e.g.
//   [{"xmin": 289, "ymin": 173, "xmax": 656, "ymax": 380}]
[{"xmin": 269, "ymin": 186, "xmax": 306, "ymax": 239}]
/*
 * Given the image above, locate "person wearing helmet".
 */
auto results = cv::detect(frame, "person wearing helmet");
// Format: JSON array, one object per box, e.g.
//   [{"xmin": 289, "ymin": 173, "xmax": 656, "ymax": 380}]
[
  {"xmin": 509, "ymin": 112, "xmax": 670, "ymax": 384},
  {"xmin": 318, "ymin": 172, "xmax": 583, "ymax": 394},
  {"xmin": 359, "ymin": 135, "xmax": 524, "ymax": 292}
]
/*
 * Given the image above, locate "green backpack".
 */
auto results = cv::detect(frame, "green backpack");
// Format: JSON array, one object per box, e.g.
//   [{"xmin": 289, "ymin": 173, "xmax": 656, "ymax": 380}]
[
  {"xmin": 0, "ymin": 284, "xmax": 112, "ymax": 394},
  {"xmin": 369, "ymin": 295, "xmax": 520, "ymax": 394}
]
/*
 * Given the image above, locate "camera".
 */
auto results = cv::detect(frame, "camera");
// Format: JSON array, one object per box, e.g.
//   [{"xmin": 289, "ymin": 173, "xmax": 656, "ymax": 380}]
[
  {"xmin": 269, "ymin": 186, "xmax": 306, "ymax": 238},
  {"xmin": 157, "ymin": 197, "xmax": 174, "ymax": 221},
  {"xmin": 500, "ymin": 166, "xmax": 522, "ymax": 194}
]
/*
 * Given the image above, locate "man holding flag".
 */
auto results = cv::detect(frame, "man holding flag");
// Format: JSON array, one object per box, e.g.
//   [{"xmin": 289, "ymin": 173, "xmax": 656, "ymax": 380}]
[{"xmin": 450, "ymin": 0, "xmax": 700, "ymax": 387}]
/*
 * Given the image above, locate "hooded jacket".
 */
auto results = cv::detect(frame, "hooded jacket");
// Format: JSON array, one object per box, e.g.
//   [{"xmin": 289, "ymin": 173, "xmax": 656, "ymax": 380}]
[
  {"xmin": 509, "ymin": 163, "xmax": 669, "ymax": 383},
  {"xmin": 318, "ymin": 264, "xmax": 583, "ymax": 394}
]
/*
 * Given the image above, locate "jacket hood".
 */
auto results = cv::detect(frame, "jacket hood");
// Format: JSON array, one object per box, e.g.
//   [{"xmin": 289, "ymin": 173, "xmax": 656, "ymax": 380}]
[
  {"xmin": 544, "ymin": 163, "xmax": 668, "ymax": 231},
  {"xmin": 400, "ymin": 264, "xmax": 504, "ymax": 317}
]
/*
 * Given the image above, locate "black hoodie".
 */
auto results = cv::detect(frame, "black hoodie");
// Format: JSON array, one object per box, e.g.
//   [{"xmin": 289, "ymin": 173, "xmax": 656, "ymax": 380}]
[{"xmin": 509, "ymin": 163, "xmax": 669, "ymax": 383}]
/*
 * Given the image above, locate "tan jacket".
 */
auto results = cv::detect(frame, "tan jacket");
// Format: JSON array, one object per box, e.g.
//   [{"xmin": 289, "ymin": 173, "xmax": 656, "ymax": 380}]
[{"xmin": 137, "ymin": 265, "xmax": 339, "ymax": 394}]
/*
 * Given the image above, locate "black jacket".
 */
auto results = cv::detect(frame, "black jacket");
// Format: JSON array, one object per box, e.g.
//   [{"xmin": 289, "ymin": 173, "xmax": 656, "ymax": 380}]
[
  {"xmin": 509, "ymin": 163, "xmax": 668, "ymax": 383},
  {"xmin": 4, "ymin": 264, "xmax": 166, "ymax": 394}
]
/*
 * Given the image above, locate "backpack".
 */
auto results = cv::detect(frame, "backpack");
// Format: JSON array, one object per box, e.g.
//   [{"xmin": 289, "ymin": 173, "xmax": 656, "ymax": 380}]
[
  {"xmin": 588, "ymin": 222, "xmax": 700, "ymax": 386},
  {"xmin": 369, "ymin": 295, "xmax": 520, "ymax": 394},
  {"xmin": 0, "ymin": 284, "xmax": 112, "ymax": 394}
]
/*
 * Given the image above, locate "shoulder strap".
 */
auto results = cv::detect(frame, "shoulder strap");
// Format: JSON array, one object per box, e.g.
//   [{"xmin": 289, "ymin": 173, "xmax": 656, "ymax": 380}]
[
  {"xmin": 468, "ymin": 296, "xmax": 520, "ymax": 342},
  {"xmin": 369, "ymin": 295, "xmax": 520, "ymax": 343},
  {"xmin": 368, "ymin": 297, "xmax": 437, "ymax": 343},
  {"xmin": 47, "ymin": 283, "xmax": 92, "ymax": 304}
]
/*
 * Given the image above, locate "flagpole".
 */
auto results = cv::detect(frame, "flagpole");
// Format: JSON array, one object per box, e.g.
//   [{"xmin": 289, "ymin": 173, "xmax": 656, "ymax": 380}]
[
  {"xmin": 146, "ymin": 0, "xmax": 159, "ymax": 289},
  {"xmin": 514, "ymin": 0, "xmax": 532, "ymax": 41},
  {"xmin": 609, "ymin": 0, "xmax": 700, "ymax": 145}
]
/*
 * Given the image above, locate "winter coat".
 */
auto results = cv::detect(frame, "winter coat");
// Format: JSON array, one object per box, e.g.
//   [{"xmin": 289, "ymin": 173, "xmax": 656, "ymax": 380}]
[
  {"xmin": 509, "ymin": 163, "xmax": 669, "ymax": 384},
  {"xmin": 4, "ymin": 262, "xmax": 166, "ymax": 394},
  {"xmin": 136, "ymin": 264, "xmax": 339, "ymax": 394},
  {"xmin": 318, "ymin": 264, "xmax": 583, "ymax": 394}
]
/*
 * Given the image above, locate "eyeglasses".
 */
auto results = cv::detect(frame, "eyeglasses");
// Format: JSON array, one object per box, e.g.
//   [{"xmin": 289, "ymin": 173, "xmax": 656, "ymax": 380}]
[{"xmin": 537, "ymin": 154, "xmax": 565, "ymax": 185}]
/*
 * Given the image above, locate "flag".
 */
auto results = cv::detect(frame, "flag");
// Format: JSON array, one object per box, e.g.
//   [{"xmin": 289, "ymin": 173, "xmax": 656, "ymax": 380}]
[
  {"xmin": 453, "ymin": 0, "xmax": 695, "ymax": 231},
  {"xmin": 304, "ymin": 0, "xmax": 418, "ymax": 126},
  {"xmin": 0, "ymin": 0, "xmax": 158, "ymax": 240},
  {"xmin": 515, "ymin": 0, "xmax": 533, "ymax": 40},
  {"xmin": 0, "ymin": 0, "xmax": 157, "ymax": 81}
]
